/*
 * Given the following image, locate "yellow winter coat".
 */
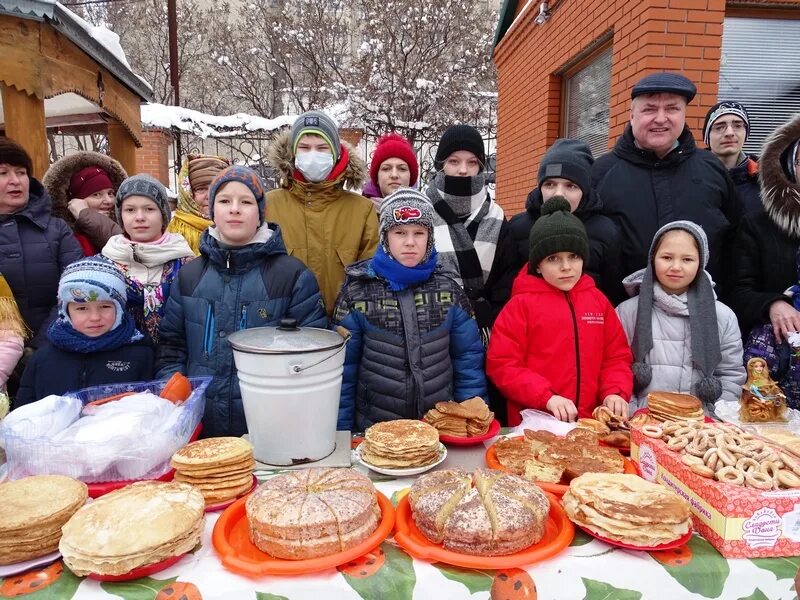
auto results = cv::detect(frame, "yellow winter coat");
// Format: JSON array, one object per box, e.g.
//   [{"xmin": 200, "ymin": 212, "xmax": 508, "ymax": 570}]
[{"xmin": 265, "ymin": 131, "xmax": 379, "ymax": 315}]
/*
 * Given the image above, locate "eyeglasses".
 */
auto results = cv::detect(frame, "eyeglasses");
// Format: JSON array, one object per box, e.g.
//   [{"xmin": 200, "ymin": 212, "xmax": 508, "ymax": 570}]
[{"xmin": 711, "ymin": 121, "xmax": 746, "ymax": 134}]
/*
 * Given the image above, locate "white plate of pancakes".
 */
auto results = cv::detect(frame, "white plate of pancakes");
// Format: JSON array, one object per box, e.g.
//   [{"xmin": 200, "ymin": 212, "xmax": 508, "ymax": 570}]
[{"xmin": 353, "ymin": 442, "xmax": 447, "ymax": 477}]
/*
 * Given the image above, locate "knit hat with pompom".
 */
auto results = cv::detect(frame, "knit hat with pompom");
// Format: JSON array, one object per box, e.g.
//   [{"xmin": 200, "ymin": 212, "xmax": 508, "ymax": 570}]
[{"xmin": 528, "ymin": 196, "xmax": 589, "ymax": 274}]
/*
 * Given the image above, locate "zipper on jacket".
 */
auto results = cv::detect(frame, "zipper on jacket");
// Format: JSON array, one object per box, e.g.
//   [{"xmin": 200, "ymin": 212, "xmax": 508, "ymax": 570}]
[
  {"xmin": 203, "ymin": 304, "xmax": 215, "ymax": 358},
  {"xmin": 239, "ymin": 303, "xmax": 248, "ymax": 330},
  {"xmin": 565, "ymin": 292, "xmax": 581, "ymax": 410}
]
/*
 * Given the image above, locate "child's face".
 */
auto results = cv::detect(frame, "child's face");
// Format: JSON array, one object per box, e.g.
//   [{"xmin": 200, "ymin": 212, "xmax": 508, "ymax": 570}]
[
  {"xmin": 536, "ymin": 251, "xmax": 583, "ymax": 291},
  {"xmin": 213, "ymin": 181, "xmax": 260, "ymax": 246},
  {"xmin": 121, "ymin": 195, "xmax": 163, "ymax": 243},
  {"xmin": 67, "ymin": 301, "xmax": 116, "ymax": 337},
  {"xmin": 387, "ymin": 224, "xmax": 429, "ymax": 267},
  {"xmin": 540, "ymin": 177, "xmax": 582, "ymax": 211},
  {"xmin": 653, "ymin": 230, "xmax": 700, "ymax": 295}
]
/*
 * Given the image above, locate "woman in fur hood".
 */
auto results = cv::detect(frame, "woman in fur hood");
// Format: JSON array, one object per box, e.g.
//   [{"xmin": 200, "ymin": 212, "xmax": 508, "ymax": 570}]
[
  {"xmin": 731, "ymin": 113, "xmax": 800, "ymax": 408},
  {"xmin": 43, "ymin": 151, "xmax": 125, "ymax": 255},
  {"xmin": 265, "ymin": 110, "xmax": 379, "ymax": 315}
]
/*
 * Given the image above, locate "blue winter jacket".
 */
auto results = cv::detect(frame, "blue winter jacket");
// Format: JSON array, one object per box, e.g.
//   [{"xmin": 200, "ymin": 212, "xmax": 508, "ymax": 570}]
[
  {"xmin": 155, "ymin": 224, "xmax": 327, "ymax": 437},
  {"xmin": 332, "ymin": 259, "xmax": 486, "ymax": 432},
  {"xmin": 0, "ymin": 178, "xmax": 83, "ymax": 346}
]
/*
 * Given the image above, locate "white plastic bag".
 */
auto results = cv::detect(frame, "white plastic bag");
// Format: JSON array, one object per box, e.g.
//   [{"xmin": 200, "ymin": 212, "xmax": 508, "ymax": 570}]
[
  {"xmin": 0, "ymin": 394, "xmax": 82, "ymax": 443},
  {"xmin": 514, "ymin": 408, "xmax": 576, "ymax": 437}
]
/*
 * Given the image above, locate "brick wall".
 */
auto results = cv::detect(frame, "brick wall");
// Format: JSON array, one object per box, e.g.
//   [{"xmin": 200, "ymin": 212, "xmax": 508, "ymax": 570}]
[
  {"xmin": 135, "ymin": 128, "xmax": 173, "ymax": 185},
  {"xmin": 493, "ymin": 0, "xmax": 800, "ymax": 215}
]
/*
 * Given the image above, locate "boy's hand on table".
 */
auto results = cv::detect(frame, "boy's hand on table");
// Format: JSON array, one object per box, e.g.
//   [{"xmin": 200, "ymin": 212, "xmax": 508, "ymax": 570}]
[
  {"xmin": 546, "ymin": 395, "xmax": 577, "ymax": 422},
  {"xmin": 602, "ymin": 394, "xmax": 628, "ymax": 419}
]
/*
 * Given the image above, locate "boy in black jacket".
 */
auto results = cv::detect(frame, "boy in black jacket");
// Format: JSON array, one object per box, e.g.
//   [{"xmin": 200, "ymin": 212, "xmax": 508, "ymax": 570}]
[{"xmin": 16, "ymin": 256, "xmax": 153, "ymax": 406}]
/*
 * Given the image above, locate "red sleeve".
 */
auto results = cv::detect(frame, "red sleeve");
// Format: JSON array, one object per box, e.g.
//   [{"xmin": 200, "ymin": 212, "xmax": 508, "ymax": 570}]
[
  {"xmin": 598, "ymin": 297, "xmax": 634, "ymax": 400},
  {"xmin": 487, "ymin": 298, "xmax": 554, "ymax": 409}
]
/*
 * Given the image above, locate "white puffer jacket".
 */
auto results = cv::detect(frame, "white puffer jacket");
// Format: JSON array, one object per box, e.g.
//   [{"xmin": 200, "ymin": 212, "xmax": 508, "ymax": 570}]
[{"xmin": 616, "ymin": 282, "xmax": 746, "ymax": 411}]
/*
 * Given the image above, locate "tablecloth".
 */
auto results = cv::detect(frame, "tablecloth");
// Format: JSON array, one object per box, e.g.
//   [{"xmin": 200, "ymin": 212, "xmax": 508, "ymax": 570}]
[{"xmin": 2, "ymin": 447, "xmax": 799, "ymax": 600}]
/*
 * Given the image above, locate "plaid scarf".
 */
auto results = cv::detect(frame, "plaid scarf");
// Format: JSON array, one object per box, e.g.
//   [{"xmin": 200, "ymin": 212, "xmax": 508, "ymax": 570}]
[{"xmin": 425, "ymin": 172, "xmax": 504, "ymax": 296}]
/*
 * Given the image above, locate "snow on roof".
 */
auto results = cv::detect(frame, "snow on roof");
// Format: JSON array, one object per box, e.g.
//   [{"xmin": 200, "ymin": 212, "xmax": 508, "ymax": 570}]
[
  {"xmin": 141, "ymin": 103, "xmax": 296, "ymax": 138},
  {"xmin": 0, "ymin": 0, "xmax": 152, "ymax": 99}
]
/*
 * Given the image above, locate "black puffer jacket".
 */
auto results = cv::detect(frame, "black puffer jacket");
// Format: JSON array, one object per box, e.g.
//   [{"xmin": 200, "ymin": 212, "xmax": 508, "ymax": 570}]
[
  {"xmin": 592, "ymin": 125, "xmax": 740, "ymax": 305},
  {"xmin": 730, "ymin": 116, "xmax": 800, "ymax": 338},
  {"xmin": 333, "ymin": 260, "xmax": 486, "ymax": 432},
  {"xmin": 729, "ymin": 154, "xmax": 762, "ymax": 219},
  {"xmin": 16, "ymin": 339, "xmax": 154, "ymax": 407},
  {"xmin": 0, "ymin": 178, "xmax": 83, "ymax": 346},
  {"xmin": 507, "ymin": 187, "xmax": 621, "ymax": 300}
]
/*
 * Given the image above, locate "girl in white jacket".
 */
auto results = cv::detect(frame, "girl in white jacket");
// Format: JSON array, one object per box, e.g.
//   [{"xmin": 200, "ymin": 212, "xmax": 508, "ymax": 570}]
[{"xmin": 616, "ymin": 221, "xmax": 745, "ymax": 412}]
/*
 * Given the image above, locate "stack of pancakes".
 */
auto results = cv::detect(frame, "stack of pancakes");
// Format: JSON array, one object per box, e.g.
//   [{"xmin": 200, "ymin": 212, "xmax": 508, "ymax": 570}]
[
  {"xmin": 60, "ymin": 481, "xmax": 205, "ymax": 576},
  {"xmin": 409, "ymin": 468, "xmax": 550, "ymax": 555},
  {"xmin": 563, "ymin": 473, "xmax": 691, "ymax": 546},
  {"xmin": 172, "ymin": 437, "xmax": 255, "ymax": 506},
  {"xmin": 494, "ymin": 430, "xmax": 625, "ymax": 484},
  {"xmin": 647, "ymin": 392, "xmax": 704, "ymax": 423},
  {"xmin": 0, "ymin": 475, "xmax": 87, "ymax": 565},
  {"xmin": 422, "ymin": 397, "xmax": 494, "ymax": 437},
  {"xmin": 246, "ymin": 468, "xmax": 380, "ymax": 560},
  {"xmin": 361, "ymin": 420, "xmax": 440, "ymax": 469}
]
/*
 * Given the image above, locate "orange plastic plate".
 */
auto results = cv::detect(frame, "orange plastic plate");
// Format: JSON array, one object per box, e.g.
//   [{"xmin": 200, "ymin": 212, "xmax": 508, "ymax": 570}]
[
  {"xmin": 212, "ymin": 492, "xmax": 395, "ymax": 577},
  {"xmin": 393, "ymin": 492, "xmax": 574, "ymax": 569},
  {"xmin": 438, "ymin": 418, "xmax": 502, "ymax": 446},
  {"xmin": 484, "ymin": 441, "xmax": 639, "ymax": 496}
]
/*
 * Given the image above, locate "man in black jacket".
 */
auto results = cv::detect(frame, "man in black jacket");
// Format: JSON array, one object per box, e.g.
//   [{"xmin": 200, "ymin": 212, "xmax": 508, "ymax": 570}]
[
  {"xmin": 703, "ymin": 101, "xmax": 761, "ymax": 218},
  {"xmin": 592, "ymin": 72, "xmax": 740, "ymax": 305}
]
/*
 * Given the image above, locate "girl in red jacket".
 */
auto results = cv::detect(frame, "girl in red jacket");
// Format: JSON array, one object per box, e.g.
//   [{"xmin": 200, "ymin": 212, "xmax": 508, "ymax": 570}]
[{"xmin": 487, "ymin": 197, "xmax": 633, "ymax": 425}]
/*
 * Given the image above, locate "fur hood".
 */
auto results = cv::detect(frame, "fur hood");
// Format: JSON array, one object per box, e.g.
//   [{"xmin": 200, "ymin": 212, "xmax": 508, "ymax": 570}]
[
  {"xmin": 43, "ymin": 152, "xmax": 127, "ymax": 226},
  {"xmin": 266, "ymin": 129, "xmax": 367, "ymax": 190},
  {"xmin": 760, "ymin": 114, "xmax": 800, "ymax": 238}
]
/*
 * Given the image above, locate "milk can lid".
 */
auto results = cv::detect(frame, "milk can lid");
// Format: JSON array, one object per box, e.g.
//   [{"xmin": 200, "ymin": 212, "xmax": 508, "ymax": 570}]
[{"xmin": 227, "ymin": 319, "xmax": 346, "ymax": 354}]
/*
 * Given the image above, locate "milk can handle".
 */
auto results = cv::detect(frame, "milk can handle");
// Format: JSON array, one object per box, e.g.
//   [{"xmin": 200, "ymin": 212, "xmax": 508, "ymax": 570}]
[{"xmin": 289, "ymin": 327, "xmax": 352, "ymax": 374}]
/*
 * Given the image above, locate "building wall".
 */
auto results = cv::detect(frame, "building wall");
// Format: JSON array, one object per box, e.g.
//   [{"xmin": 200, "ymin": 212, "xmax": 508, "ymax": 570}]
[
  {"xmin": 135, "ymin": 128, "xmax": 173, "ymax": 186},
  {"xmin": 493, "ymin": 0, "xmax": 800, "ymax": 215}
]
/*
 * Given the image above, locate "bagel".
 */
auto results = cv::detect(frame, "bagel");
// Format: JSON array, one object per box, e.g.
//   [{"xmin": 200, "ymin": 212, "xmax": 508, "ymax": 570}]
[{"xmin": 716, "ymin": 466, "xmax": 745, "ymax": 486}]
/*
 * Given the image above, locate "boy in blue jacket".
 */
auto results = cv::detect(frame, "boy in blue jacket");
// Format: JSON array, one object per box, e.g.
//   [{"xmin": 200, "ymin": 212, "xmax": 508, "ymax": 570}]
[
  {"xmin": 333, "ymin": 188, "xmax": 486, "ymax": 432},
  {"xmin": 17, "ymin": 256, "xmax": 153, "ymax": 405}
]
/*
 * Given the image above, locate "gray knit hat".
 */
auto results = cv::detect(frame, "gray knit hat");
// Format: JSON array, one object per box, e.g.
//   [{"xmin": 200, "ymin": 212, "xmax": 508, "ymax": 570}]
[
  {"xmin": 378, "ymin": 188, "xmax": 435, "ymax": 261},
  {"xmin": 631, "ymin": 220, "xmax": 722, "ymax": 406},
  {"xmin": 290, "ymin": 111, "xmax": 341, "ymax": 164},
  {"xmin": 115, "ymin": 174, "xmax": 171, "ymax": 233},
  {"xmin": 528, "ymin": 196, "xmax": 589, "ymax": 273}
]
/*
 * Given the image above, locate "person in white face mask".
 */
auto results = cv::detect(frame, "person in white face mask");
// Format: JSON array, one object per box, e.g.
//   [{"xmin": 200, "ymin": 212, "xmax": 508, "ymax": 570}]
[{"xmin": 265, "ymin": 110, "xmax": 379, "ymax": 315}]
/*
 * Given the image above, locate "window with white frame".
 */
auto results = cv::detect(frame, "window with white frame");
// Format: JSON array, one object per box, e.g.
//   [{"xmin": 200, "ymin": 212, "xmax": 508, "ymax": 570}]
[
  {"xmin": 719, "ymin": 17, "xmax": 800, "ymax": 154},
  {"xmin": 563, "ymin": 46, "xmax": 612, "ymax": 158}
]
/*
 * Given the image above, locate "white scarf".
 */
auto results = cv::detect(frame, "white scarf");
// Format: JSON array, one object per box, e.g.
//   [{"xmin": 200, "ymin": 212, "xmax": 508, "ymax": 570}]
[{"xmin": 102, "ymin": 233, "xmax": 194, "ymax": 286}]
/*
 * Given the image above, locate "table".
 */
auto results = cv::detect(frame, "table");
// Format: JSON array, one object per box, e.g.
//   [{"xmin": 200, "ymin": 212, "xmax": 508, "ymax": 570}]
[{"xmin": 2, "ymin": 446, "xmax": 799, "ymax": 599}]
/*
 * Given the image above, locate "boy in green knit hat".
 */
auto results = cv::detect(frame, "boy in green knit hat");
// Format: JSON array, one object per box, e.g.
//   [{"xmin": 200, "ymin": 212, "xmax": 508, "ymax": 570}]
[{"xmin": 486, "ymin": 197, "xmax": 633, "ymax": 425}]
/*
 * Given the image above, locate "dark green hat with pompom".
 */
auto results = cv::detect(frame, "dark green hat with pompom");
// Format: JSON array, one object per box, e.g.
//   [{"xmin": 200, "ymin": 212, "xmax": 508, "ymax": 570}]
[{"xmin": 528, "ymin": 196, "xmax": 589, "ymax": 274}]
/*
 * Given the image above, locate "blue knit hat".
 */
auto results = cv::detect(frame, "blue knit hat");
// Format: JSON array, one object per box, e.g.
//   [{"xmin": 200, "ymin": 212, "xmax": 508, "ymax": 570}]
[
  {"xmin": 57, "ymin": 256, "xmax": 128, "ymax": 330},
  {"xmin": 208, "ymin": 165, "xmax": 267, "ymax": 225}
]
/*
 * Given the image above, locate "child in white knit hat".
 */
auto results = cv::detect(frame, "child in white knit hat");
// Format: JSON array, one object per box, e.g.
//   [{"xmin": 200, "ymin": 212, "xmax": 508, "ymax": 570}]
[{"xmin": 16, "ymin": 256, "xmax": 153, "ymax": 406}]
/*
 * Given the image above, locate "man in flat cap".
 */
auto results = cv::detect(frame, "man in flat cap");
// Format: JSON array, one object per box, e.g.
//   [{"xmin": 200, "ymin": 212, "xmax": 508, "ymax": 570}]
[
  {"xmin": 703, "ymin": 101, "xmax": 761, "ymax": 218},
  {"xmin": 592, "ymin": 72, "xmax": 740, "ymax": 304}
]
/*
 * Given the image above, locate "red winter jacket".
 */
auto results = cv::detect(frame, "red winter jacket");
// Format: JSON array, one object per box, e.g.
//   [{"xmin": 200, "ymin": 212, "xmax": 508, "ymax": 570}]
[{"xmin": 487, "ymin": 270, "xmax": 633, "ymax": 426}]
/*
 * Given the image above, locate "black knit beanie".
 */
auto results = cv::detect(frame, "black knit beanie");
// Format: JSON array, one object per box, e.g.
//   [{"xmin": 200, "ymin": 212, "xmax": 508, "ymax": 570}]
[
  {"xmin": 0, "ymin": 137, "xmax": 33, "ymax": 175},
  {"xmin": 537, "ymin": 139, "xmax": 593, "ymax": 200},
  {"xmin": 528, "ymin": 196, "xmax": 589, "ymax": 273},
  {"xmin": 434, "ymin": 125, "xmax": 486, "ymax": 172}
]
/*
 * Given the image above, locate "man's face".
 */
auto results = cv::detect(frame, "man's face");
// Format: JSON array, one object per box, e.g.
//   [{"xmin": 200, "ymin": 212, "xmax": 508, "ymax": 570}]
[
  {"xmin": 708, "ymin": 116, "xmax": 747, "ymax": 159},
  {"xmin": 630, "ymin": 93, "xmax": 687, "ymax": 157}
]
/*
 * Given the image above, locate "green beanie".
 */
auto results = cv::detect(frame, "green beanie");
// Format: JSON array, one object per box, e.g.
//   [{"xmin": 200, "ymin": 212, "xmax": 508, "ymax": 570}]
[{"xmin": 528, "ymin": 196, "xmax": 589, "ymax": 274}]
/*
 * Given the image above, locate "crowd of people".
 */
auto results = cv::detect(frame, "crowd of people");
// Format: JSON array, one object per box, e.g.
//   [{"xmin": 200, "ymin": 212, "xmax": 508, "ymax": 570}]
[{"xmin": 1, "ymin": 70, "xmax": 799, "ymax": 437}]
